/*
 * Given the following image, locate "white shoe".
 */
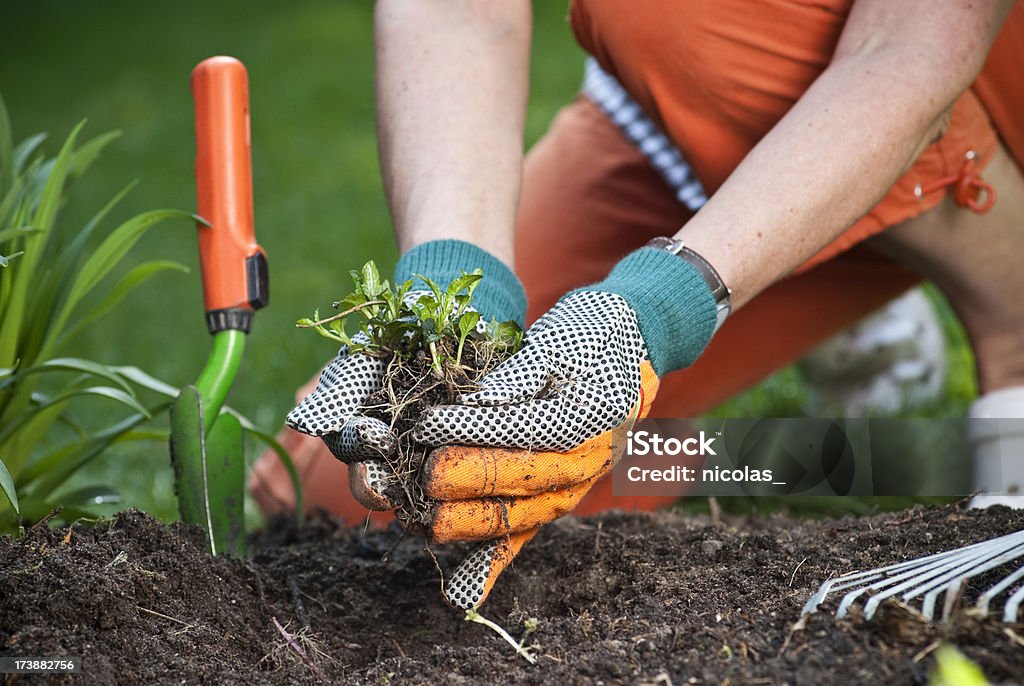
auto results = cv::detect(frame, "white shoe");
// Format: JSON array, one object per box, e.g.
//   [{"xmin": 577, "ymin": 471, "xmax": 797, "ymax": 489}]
[{"xmin": 968, "ymin": 386, "xmax": 1024, "ymax": 509}]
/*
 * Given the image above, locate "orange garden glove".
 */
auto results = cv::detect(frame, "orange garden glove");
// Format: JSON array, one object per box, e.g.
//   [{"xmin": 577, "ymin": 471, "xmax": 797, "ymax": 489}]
[{"xmin": 409, "ymin": 245, "xmax": 723, "ymax": 608}]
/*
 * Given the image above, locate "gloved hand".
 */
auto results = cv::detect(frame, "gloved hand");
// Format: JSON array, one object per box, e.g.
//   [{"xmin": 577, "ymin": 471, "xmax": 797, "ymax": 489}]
[
  {"xmin": 410, "ymin": 246, "xmax": 720, "ymax": 608},
  {"xmin": 285, "ymin": 239, "xmax": 527, "ymax": 509}
]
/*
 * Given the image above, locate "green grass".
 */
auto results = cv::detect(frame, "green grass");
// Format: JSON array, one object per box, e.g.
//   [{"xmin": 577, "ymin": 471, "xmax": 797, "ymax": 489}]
[{"xmin": 0, "ymin": 2, "xmax": 977, "ymax": 523}]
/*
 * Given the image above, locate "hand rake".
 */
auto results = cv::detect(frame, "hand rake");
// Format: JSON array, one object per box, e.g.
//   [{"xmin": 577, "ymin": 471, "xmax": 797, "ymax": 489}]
[{"xmin": 802, "ymin": 528, "xmax": 1024, "ymax": 623}]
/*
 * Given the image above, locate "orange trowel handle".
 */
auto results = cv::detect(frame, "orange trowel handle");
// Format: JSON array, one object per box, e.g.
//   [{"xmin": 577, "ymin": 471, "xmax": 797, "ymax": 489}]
[{"xmin": 191, "ymin": 56, "xmax": 269, "ymax": 334}]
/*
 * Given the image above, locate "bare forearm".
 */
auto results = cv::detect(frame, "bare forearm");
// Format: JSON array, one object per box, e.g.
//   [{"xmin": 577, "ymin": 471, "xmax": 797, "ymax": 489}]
[
  {"xmin": 375, "ymin": 0, "xmax": 531, "ymax": 267},
  {"xmin": 678, "ymin": 1, "xmax": 1012, "ymax": 309}
]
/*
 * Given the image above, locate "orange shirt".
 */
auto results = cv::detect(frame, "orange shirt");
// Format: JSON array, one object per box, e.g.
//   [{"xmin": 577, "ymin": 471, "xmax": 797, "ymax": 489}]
[{"xmin": 569, "ymin": 0, "xmax": 1021, "ymax": 269}]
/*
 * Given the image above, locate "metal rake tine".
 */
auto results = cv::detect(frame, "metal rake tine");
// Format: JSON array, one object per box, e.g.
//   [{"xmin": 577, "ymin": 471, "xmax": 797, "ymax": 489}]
[
  {"xmin": 1003, "ymin": 573, "xmax": 1024, "ymax": 623},
  {"xmin": 977, "ymin": 562, "xmax": 1024, "ymax": 615},
  {"xmin": 913, "ymin": 534, "xmax": 1024, "ymax": 618},
  {"xmin": 843, "ymin": 546, "xmax": 996, "ymax": 619},
  {"xmin": 862, "ymin": 535, "xmax": 1024, "ymax": 620},
  {"xmin": 919, "ymin": 537, "xmax": 1024, "ymax": 620},
  {"xmin": 801, "ymin": 545, "xmax": 974, "ymax": 616}
]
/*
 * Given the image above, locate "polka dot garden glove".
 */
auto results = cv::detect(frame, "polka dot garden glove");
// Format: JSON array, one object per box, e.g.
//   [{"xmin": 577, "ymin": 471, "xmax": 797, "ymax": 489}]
[
  {"xmin": 413, "ymin": 246, "xmax": 720, "ymax": 608},
  {"xmin": 285, "ymin": 240, "xmax": 527, "ymax": 508}
]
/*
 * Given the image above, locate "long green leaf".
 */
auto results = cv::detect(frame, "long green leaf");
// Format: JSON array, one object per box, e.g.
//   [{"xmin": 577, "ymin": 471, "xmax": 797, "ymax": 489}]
[
  {"xmin": 41, "ymin": 209, "xmax": 195, "ymax": 356},
  {"xmin": 67, "ymin": 131, "xmax": 121, "ymax": 180},
  {"xmin": 21, "ymin": 406, "xmax": 166, "ymax": 494},
  {"xmin": 0, "ymin": 395, "xmax": 68, "ymax": 477},
  {"xmin": 0, "ymin": 94, "xmax": 12, "ymax": 197},
  {"xmin": 0, "ymin": 226, "xmax": 40, "ymax": 244},
  {"xmin": 0, "ymin": 357, "xmax": 135, "ymax": 394},
  {"xmin": 0, "ymin": 123, "xmax": 83, "ymax": 370},
  {"xmin": 31, "ymin": 131, "xmax": 123, "ymax": 283},
  {"xmin": 0, "ymin": 386, "xmax": 150, "ymax": 449},
  {"xmin": 32, "ymin": 121, "xmax": 84, "ymax": 234},
  {"xmin": 16, "ymin": 423, "xmax": 170, "ymax": 489},
  {"xmin": 225, "ymin": 408, "xmax": 305, "ymax": 525},
  {"xmin": 114, "ymin": 428, "xmax": 170, "ymax": 443},
  {"xmin": 0, "ymin": 175, "xmax": 25, "ymax": 232},
  {"xmin": 0, "ymin": 457, "xmax": 18, "ymax": 513},
  {"xmin": 58, "ymin": 485, "xmax": 121, "ymax": 507},
  {"xmin": 56, "ymin": 260, "xmax": 189, "ymax": 350},
  {"xmin": 23, "ymin": 181, "xmax": 138, "ymax": 361},
  {"xmin": 112, "ymin": 365, "xmax": 180, "ymax": 398},
  {"xmin": 11, "ymin": 132, "xmax": 47, "ymax": 177}
]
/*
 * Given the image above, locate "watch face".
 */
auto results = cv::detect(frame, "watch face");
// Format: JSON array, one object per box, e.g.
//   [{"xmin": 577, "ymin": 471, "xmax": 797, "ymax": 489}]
[{"xmin": 649, "ymin": 237, "xmax": 684, "ymax": 254}]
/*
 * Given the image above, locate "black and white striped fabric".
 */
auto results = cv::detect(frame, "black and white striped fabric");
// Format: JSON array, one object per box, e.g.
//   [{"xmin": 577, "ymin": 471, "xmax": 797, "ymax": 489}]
[{"xmin": 582, "ymin": 58, "xmax": 707, "ymax": 212}]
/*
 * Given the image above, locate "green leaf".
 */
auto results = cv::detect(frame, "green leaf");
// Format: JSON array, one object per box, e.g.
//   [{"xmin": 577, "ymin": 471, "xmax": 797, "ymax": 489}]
[
  {"xmin": 33, "ymin": 120, "xmax": 85, "ymax": 233},
  {"xmin": 458, "ymin": 311, "xmax": 481, "ymax": 339},
  {"xmin": 11, "ymin": 132, "xmax": 47, "ymax": 177},
  {"xmin": 223, "ymin": 408, "xmax": 305, "ymax": 527},
  {"xmin": 0, "ymin": 387, "xmax": 151, "ymax": 451},
  {"xmin": 489, "ymin": 320, "xmax": 524, "ymax": 351},
  {"xmin": 415, "ymin": 273, "xmax": 445, "ymax": 306},
  {"xmin": 58, "ymin": 485, "xmax": 121, "ymax": 507},
  {"xmin": 0, "ymin": 93, "xmax": 12, "ymax": 194},
  {"xmin": 110, "ymin": 366, "xmax": 180, "ymax": 398},
  {"xmin": 360, "ymin": 260, "xmax": 383, "ymax": 298},
  {"xmin": 0, "ymin": 457, "xmax": 18, "ymax": 513},
  {"xmin": 447, "ymin": 272, "xmax": 483, "ymax": 296},
  {"xmin": 20, "ymin": 407, "xmax": 164, "ymax": 493},
  {"xmin": 930, "ymin": 644, "xmax": 989, "ymax": 686},
  {"xmin": 336, "ymin": 291, "xmax": 368, "ymax": 313},
  {"xmin": 41, "ymin": 181, "xmax": 138, "ymax": 325},
  {"xmin": 56, "ymin": 260, "xmax": 188, "ymax": 349},
  {"xmin": 0, "ymin": 123, "xmax": 84, "ymax": 369},
  {"xmin": 0, "ymin": 357, "xmax": 135, "ymax": 394},
  {"xmin": 40, "ymin": 209, "xmax": 194, "ymax": 356},
  {"xmin": 67, "ymin": 131, "xmax": 121, "ymax": 180},
  {"xmin": 0, "ymin": 175, "xmax": 25, "ymax": 231},
  {"xmin": 67, "ymin": 208, "xmax": 194, "ymax": 307},
  {"xmin": 0, "ymin": 226, "xmax": 39, "ymax": 244}
]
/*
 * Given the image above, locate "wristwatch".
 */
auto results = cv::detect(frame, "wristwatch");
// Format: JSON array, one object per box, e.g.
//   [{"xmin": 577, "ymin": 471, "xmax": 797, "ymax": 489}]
[{"xmin": 646, "ymin": 236, "xmax": 732, "ymax": 332}]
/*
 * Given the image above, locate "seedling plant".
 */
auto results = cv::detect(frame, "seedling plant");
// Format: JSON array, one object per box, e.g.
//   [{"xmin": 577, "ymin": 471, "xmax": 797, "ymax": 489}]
[{"xmin": 298, "ymin": 261, "xmax": 523, "ymax": 525}]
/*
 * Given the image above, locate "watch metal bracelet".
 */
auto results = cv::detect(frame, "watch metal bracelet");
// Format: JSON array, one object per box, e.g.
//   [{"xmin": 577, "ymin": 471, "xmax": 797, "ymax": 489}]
[{"xmin": 646, "ymin": 236, "xmax": 732, "ymax": 332}]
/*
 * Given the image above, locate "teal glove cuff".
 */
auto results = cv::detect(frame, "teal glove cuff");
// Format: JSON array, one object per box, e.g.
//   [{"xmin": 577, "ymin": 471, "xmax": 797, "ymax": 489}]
[
  {"xmin": 394, "ymin": 239, "xmax": 527, "ymax": 326},
  {"xmin": 579, "ymin": 247, "xmax": 717, "ymax": 376}
]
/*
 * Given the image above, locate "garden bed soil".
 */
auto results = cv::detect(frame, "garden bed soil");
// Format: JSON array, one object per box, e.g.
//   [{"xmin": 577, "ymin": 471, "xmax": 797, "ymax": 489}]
[{"xmin": 2, "ymin": 504, "xmax": 1023, "ymax": 685}]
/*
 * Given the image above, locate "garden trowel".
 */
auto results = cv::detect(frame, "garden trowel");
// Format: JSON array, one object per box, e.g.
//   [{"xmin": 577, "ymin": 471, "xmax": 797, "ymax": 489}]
[{"xmin": 169, "ymin": 56, "xmax": 268, "ymax": 557}]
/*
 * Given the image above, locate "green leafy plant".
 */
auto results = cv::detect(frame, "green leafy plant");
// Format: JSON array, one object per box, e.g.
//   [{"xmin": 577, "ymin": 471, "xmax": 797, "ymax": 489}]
[
  {"xmin": 295, "ymin": 260, "xmax": 523, "ymax": 524},
  {"xmin": 297, "ymin": 260, "xmax": 523, "ymax": 375},
  {"xmin": 0, "ymin": 95, "xmax": 193, "ymax": 530},
  {"xmin": 0, "ymin": 94, "xmax": 297, "ymax": 533}
]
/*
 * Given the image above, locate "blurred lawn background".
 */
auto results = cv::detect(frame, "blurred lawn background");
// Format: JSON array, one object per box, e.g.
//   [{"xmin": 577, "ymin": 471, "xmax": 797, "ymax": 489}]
[
  {"xmin": 0, "ymin": 0, "xmax": 589, "ymax": 521},
  {"xmin": 0, "ymin": 1, "xmax": 977, "ymax": 524}
]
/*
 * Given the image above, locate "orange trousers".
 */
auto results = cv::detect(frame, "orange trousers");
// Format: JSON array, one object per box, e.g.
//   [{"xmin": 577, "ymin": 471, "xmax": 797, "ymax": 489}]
[{"xmin": 251, "ymin": 5, "xmax": 1024, "ymax": 525}]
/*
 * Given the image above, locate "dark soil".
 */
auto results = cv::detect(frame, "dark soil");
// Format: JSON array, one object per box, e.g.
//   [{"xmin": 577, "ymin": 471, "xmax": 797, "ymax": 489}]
[{"xmin": 2, "ymin": 504, "xmax": 1023, "ymax": 685}]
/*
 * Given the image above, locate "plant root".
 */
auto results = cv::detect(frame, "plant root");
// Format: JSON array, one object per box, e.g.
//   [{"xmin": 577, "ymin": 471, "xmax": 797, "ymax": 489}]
[
  {"xmin": 362, "ymin": 336, "xmax": 509, "ymax": 526},
  {"xmin": 261, "ymin": 616, "xmax": 337, "ymax": 677},
  {"xmin": 464, "ymin": 609, "xmax": 538, "ymax": 665}
]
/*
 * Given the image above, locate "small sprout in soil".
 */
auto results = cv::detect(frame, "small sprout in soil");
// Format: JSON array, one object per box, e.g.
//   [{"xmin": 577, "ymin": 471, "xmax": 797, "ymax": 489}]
[
  {"xmin": 464, "ymin": 609, "xmax": 537, "ymax": 665},
  {"xmin": 929, "ymin": 644, "xmax": 990, "ymax": 686},
  {"xmin": 296, "ymin": 260, "xmax": 525, "ymax": 527}
]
